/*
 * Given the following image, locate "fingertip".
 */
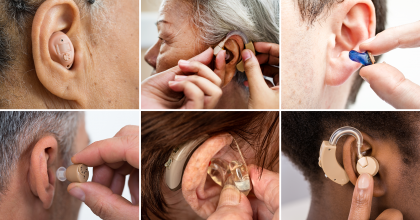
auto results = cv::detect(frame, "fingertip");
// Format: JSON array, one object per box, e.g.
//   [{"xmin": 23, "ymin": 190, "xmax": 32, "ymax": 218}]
[{"xmin": 242, "ymin": 49, "xmax": 254, "ymax": 62}]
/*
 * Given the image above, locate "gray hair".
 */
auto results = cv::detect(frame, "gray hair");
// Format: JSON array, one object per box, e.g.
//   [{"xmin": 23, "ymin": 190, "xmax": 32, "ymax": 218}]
[
  {"xmin": 188, "ymin": 0, "xmax": 279, "ymax": 89},
  {"xmin": 0, "ymin": 112, "xmax": 82, "ymax": 197}
]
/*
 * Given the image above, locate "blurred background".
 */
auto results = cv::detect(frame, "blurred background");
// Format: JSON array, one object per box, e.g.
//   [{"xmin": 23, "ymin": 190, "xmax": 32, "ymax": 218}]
[
  {"xmin": 141, "ymin": 1, "xmax": 162, "ymax": 81},
  {"xmin": 282, "ymin": 2, "xmax": 420, "ymax": 218},
  {"xmin": 78, "ymin": 111, "xmax": 139, "ymax": 220},
  {"xmin": 350, "ymin": 0, "xmax": 420, "ymax": 109}
]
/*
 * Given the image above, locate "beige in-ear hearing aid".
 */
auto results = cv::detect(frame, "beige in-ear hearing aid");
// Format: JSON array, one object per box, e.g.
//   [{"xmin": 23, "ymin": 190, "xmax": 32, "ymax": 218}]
[
  {"xmin": 49, "ymin": 31, "xmax": 74, "ymax": 70},
  {"xmin": 56, "ymin": 164, "xmax": 89, "ymax": 183},
  {"xmin": 213, "ymin": 30, "xmax": 255, "ymax": 72},
  {"xmin": 318, "ymin": 126, "xmax": 379, "ymax": 186}
]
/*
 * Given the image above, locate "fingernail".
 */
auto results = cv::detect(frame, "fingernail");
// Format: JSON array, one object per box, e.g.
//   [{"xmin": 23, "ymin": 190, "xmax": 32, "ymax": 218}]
[
  {"xmin": 242, "ymin": 50, "xmax": 252, "ymax": 61},
  {"xmin": 131, "ymin": 194, "xmax": 137, "ymax": 205},
  {"xmin": 362, "ymin": 36, "xmax": 376, "ymax": 44},
  {"xmin": 175, "ymin": 75, "xmax": 188, "ymax": 81},
  {"xmin": 69, "ymin": 187, "xmax": 85, "ymax": 202},
  {"xmin": 358, "ymin": 173, "xmax": 370, "ymax": 189},
  {"xmin": 218, "ymin": 184, "xmax": 240, "ymax": 207},
  {"xmin": 168, "ymin": 81, "xmax": 178, "ymax": 86},
  {"xmin": 178, "ymin": 60, "xmax": 190, "ymax": 65}
]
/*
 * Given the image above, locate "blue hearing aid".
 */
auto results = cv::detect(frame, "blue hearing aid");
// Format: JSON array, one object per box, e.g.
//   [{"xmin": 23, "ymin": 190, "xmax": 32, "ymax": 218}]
[{"xmin": 349, "ymin": 50, "xmax": 375, "ymax": 66}]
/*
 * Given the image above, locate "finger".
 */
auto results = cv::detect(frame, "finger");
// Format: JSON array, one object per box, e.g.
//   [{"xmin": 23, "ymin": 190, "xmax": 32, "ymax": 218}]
[
  {"xmin": 128, "ymin": 170, "xmax": 139, "ymax": 206},
  {"xmin": 174, "ymin": 75, "xmax": 222, "ymax": 108},
  {"xmin": 72, "ymin": 136, "xmax": 139, "ymax": 169},
  {"xmin": 248, "ymin": 194, "xmax": 274, "ymax": 220},
  {"xmin": 68, "ymin": 182, "xmax": 138, "ymax": 220},
  {"xmin": 256, "ymin": 54, "xmax": 279, "ymax": 66},
  {"xmin": 174, "ymin": 47, "xmax": 215, "ymax": 75},
  {"xmin": 178, "ymin": 60, "xmax": 222, "ymax": 87},
  {"xmin": 242, "ymin": 49, "xmax": 270, "ymax": 96},
  {"xmin": 376, "ymin": 208, "xmax": 403, "ymax": 220},
  {"xmin": 109, "ymin": 173, "xmax": 126, "ymax": 196},
  {"xmin": 248, "ymin": 165, "xmax": 279, "ymax": 214},
  {"xmin": 360, "ymin": 63, "xmax": 420, "ymax": 109},
  {"xmin": 360, "ymin": 21, "xmax": 420, "ymax": 55},
  {"xmin": 260, "ymin": 64, "xmax": 280, "ymax": 79},
  {"xmin": 214, "ymin": 50, "xmax": 227, "ymax": 86},
  {"xmin": 208, "ymin": 186, "xmax": 253, "ymax": 220},
  {"xmin": 168, "ymin": 81, "xmax": 205, "ymax": 109},
  {"xmin": 254, "ymin": 42, "xmax": 279, "ymax": 58},
  {"xmin": 114, "ymin": 125, "xmax": 139, "ymax": 138},
  {"xmin": 348, "ymin": 173, "xmax": 374, "ymax": 220},
  {"xmin": 92, "ymin": 165, "xmax": 115, "ymax": 187}
]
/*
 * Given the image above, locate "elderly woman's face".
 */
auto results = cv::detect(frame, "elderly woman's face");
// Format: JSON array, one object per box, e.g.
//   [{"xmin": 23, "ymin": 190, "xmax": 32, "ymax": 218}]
[{"xmin": 144, "ymin": 0, "xmax": 207, "ymax": 74}]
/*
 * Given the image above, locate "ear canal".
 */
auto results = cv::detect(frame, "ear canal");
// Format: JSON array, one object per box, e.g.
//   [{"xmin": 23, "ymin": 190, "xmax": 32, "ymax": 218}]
[
  {"xmin": 48, "ymin": 31, "xmax": 74, "ymax": 70},
  {"xmin": 356, "ymin": 156, "xmax": 379, "ymax": 176}
]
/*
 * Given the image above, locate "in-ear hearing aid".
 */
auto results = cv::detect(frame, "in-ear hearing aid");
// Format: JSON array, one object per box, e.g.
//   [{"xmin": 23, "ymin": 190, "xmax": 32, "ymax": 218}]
[
  {"xmin": 318, "ymin": 126, "xmax": 379, "ymax": 186},
  {"xmin": 213, "ymin": 30, "xmax": 255, "ymax": 72},
  {"xmin": 49, "ymin": 31, "xmax": 74, "ymax": 70},
  {"xmin": 164, "ymin": 135, "xmax": 210, "ymax": 191},
  {"xmin": 56, "ymin": 164, "xmax": 89, "ymax": 183}
]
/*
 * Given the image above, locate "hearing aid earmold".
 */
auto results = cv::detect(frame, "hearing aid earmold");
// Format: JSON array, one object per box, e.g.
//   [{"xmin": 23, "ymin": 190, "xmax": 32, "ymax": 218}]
[
  {"xmin": 318, "ymin": 126, "xmax": 379, "ymax": 186},
  {"xmin": 49, "ymin": 31, "xmax": 75, "ymax": 70},
  {"xmin": 213, "ymin": 30, "xmax": 256, "ymax": 72},
  {"xmin": 56, "ymin": 164, "xmax": 89, "ymax": 183},
  {"xmin": 349, "ymin": 50, "xmax": 375, "ymax": 66}
]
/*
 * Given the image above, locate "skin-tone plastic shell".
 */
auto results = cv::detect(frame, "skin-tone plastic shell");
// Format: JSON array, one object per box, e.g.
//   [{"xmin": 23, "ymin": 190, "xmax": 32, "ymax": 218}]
[
  {"xmin": 66, "ymin": 164, "xmax": 89, "ymax": 183},
  {"xmin": 48, "ymin": 31, "xmax": 75, "ymax": 69},
  {"xmin": 319, "ymin": 141, "xmax": 350, "ymax": 186}
]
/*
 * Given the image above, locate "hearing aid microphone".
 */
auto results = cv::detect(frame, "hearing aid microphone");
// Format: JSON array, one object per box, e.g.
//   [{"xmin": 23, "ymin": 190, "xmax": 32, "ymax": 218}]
[
  {"xmin": 318, "ymin": 126, "xmax": 379, "ymax": 186},
  {"xmin": 56, "ymin": 164, "xmax": 89, "ymax": 183},
  {"xmin": 49, "ymin": 31, "xmax": 74, "ymax": 70},
  {"xmin": 164, "ymin": 135, "xmax": 210, "ymax": 191},
  {"xmin": 213, "ymin": 30, "xmax": 255, "ymax": 72}
]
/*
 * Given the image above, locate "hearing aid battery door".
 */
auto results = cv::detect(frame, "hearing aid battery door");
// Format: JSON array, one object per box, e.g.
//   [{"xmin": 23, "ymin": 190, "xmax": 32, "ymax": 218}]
[
  {"xmin": 66, "ymin": 164, "xmax": 89, "ymax": 183},
  {"xmin": 319, "ymin": 141, "xmax": 349, "ymax": 186}
]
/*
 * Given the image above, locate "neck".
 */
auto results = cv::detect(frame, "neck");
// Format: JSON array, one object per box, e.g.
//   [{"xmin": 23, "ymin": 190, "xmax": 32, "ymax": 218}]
[{"xmin": 216, "ymin": 82, "xmax": 248, "ymax": 109}]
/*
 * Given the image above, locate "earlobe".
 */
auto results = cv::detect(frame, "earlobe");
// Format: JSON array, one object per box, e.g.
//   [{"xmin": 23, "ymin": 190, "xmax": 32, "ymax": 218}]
[
  {"xmin": 32, "ymin": 0, "xmax": 86, "ymax": 104},
  {"xmin": 325, "ymin": 1, "xmax": 376, "ymax": 86},
  {"xmin": 29, "ymin": 136, "xmax": 58, "ymax": 209}
]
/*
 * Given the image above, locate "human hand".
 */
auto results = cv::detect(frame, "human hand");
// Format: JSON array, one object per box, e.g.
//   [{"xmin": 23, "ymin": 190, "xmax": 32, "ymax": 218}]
[
  {"xmin": 348, "ymin": 173, "xmax": 402, "ymax": 220},
  {"xmin": 241, "ymin": 42, "xmax": 279, "ymax": 109},
  {"xmin": 359, "ymin": 21, "xmax": 420, "ymax": 109},
  {"xmin": 208, "ymin": 165, "xmax": 279, "ymax": 220},
  {"xmin": 67, "ymin": 125, "xmax": 139, "ymax": 220},
  {"xmin": 141, "ymin": 48, "xmax": 224, "ymax": 109}
]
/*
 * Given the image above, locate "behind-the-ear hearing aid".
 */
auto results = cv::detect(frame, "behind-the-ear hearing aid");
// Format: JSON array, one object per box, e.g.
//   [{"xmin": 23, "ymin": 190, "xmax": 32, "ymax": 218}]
[
  {"xmin": 164, "ymin": 135, "xmax": 210, "ymax": 191},
  {"xmin": 56, "ymin": 164, "xmax": 89, "ymax": 183},
  {"xmin": 49, "ymin": 31, "xmax": 74, "ymax": 70},
  {"xmin": 213, "ymin": 30, "xmax": 255, "ymax": 72},
  {"xmin": 318, "ymin": 126, "xmax": 379, "ymax": 186}
]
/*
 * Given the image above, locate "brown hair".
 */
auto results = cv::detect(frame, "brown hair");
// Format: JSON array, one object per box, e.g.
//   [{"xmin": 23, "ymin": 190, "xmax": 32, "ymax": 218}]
[
  {"xmin": 297, "ymin": 0, "xmax": 387, "ymax": 106},
  {"xmin": 141, "ymin": 111, "xmax": 279, "ymax": 219}
]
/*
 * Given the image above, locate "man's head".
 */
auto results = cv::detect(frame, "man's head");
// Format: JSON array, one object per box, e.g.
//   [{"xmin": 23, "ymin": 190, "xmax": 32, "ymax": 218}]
[
  {"xmin": 282, "ymin": 112, "xmax": 420, "ymax": 219},
  {"xmin": 144, "ymin": 0, "xmax": 279, "ymax": 109},
  {"xmin": 281, "ymin": 0, "xmax": 387, "ymax": 109},
  {"xmin": 0, "ymin": 0, "xmax": 139, "ymax": 109},
  {"xmin": 0, "ymin": 112, "xmax": 89, "ymax": 220}
]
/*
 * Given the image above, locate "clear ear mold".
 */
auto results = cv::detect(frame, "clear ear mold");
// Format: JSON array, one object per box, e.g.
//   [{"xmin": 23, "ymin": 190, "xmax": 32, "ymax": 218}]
[
  {"xmin": 56, "ymin": 164, "xmax": 89, "ymax": 183},
  {"xmin": 207, "ymin": 139, "xmax": 252, "ymax": 196}
]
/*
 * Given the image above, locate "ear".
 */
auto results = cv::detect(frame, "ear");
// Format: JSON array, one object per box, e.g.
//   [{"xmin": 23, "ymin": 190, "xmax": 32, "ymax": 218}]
[
  {"xmin": 32, "ymin": 0, "xmax": 87, "ymax": 105},
  {"xmin": 29, "ymin": 136, "xmax": 59, "ymax": 209},
  {"xmin": 221, "ymin": 36, "xmax": 245, "ymax": 87},
  {"xmin": 181, "ymin": 134, "xmax": 234, "ymax": 219},
  {"xmin": 325, "ymin": 0, "xmax": 376, "ymax": 86},
  {"xmin": 342, "ymin": 134, "xmax": 386, "ymax": 197}
]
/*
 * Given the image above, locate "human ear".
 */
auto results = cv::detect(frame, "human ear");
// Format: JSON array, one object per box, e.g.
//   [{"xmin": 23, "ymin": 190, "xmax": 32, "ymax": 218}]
[
  {"xmin": 342, "ymin": 134, "xmax": 386, "ymax": 197},
  {"xmin": 32, "ymin": 0, "xmax": 86, "ymax": 105},
  {"xmin": 325, "ymin": 0, "xmax": 376, "ymax": 86},
  {"xmin": 28, "ymin": 136, "xmax": 59, "ymax": 209},
  {"xmin": 182, "ymin": 134, "xmax": 249, "ymax": 219},
  {"xmin": 220, "ymin": 36, "xmax": 245, "ymax": 87}
]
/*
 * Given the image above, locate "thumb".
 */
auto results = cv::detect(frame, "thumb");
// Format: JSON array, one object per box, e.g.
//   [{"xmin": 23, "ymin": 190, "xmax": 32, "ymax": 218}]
[
  {"xmin": 68, "ymin": 182, "xmax": 138, "ymax": 220},
  {"xmin": 348, "ymin": 173, "xmax": 374, "ymax": 220},
  {"xmin": 242, "ymin": 49, "xmax": 268, "ymax": 95},
  {"xmin": 208, "ymin": 185, "xmax": 253, "ymax": 220}
]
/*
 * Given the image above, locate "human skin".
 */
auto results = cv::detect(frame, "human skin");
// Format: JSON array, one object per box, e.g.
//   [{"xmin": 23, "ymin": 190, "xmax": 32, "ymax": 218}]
[
  {"xmin": 4, "ymin": 0, "xmax": 139, "ymax": 109},
  {"xmin": 281, "ymin": 0, "xmax": 375, "ymax": 109},
  {"xmin": 0, "ymin": 117, "xmax": 90, "ymax": 220},
  {"xmin": 144, "ymin": 0, "xmax": 249, "ymax": 109}
]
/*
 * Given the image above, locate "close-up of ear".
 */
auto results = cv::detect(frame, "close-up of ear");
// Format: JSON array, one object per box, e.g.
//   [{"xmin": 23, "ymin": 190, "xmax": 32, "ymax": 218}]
[
  {"xmin": 32, "ymin": 0, "xmax": 86, "ymax": 105},
  {"xmin": 181, "ymin": 134, "xmax": 233, "ymax": 219},
  {"xmin": 342, "ymin": 134, "xmax": 386, "ymax": 197},
  {"xmin": 325, "ymin": 0, "xmax": 376, "ymax": 86},
  {"xmin": 220, "ymin": 36, "xmax": 245, "ymax": 87},
  {"xmin": 29, "ymin": 136, "xmax": 58, "ymax": 209}
]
